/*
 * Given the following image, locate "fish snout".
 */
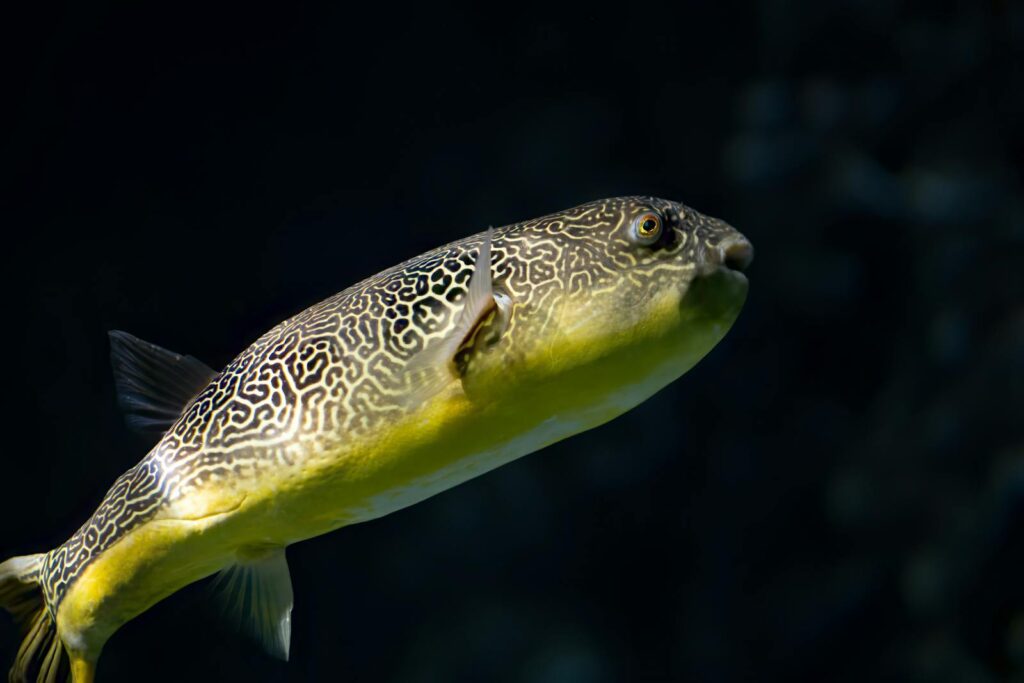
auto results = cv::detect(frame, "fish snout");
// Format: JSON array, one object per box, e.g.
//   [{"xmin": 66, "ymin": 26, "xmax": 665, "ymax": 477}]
[
  {"xmin": 720, "ymin": 237, "xmax": 754, "ymax": 272},
  {"xmin": 698, "ymin": 231, "xmax": 754, "ymax": 276}
]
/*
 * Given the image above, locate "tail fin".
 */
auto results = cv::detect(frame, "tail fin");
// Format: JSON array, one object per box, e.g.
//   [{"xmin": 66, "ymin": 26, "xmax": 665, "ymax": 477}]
[{"xmin": 1, "ymin": 554, "xmax": 69, "ymax": 683}]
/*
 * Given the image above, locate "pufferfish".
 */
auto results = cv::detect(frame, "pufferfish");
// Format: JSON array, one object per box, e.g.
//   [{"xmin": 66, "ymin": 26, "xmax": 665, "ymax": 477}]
[{"xmin": 0, "ymin": 196, "xmax": 752, "ymax": 682}]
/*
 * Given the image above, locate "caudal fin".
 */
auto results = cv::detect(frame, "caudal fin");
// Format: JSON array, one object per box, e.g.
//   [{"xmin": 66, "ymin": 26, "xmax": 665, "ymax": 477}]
[{"xmin": 0, "ymin": 554, "xmax": 69, "ymax": 683}]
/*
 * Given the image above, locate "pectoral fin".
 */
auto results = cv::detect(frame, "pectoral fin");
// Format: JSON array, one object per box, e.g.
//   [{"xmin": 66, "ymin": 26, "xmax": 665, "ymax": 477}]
[
  {"xmin": 404, "ymin": 227, "xmax": 510, "ymax": 403},
  {"xmin": 447, "ymin": 226, "xmax": 500, "ymax": 357}
]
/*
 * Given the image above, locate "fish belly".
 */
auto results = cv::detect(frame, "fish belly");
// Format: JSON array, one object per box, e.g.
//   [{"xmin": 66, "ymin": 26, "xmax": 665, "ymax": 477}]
[{"xmin": 288, "ymin": 351, "xmax": 692, "ymax": 532}]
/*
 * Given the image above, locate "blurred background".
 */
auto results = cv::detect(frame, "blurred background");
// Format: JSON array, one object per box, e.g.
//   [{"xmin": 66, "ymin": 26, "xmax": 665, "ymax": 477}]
[{"xmin": 1, "ymin": 2, "xmax": 1022, "ymax": 681}]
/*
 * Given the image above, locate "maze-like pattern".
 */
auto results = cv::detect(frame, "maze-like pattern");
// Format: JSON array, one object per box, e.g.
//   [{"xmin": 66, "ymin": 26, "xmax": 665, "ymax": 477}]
[{"xmin": 41, "ymin": 196, "xmax": 737, "ymax": 612}]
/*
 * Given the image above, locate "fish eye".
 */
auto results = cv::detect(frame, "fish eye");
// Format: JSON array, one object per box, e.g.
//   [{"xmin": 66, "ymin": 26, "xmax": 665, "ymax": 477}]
[{"xmin": 631, "ymin": 212, "xmax": 663, "ymax": 245}]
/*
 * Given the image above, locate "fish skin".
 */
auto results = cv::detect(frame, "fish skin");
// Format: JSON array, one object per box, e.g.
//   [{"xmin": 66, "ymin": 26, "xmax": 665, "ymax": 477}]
[{"xmin": 3, "ymin": 196, "xmax": 752, "ymax": 681}]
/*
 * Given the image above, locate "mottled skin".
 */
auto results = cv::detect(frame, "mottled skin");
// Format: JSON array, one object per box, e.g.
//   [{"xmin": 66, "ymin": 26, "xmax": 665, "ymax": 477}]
[{"xmin": 10, "ymin": 196, "xmax": 751, "ymax": 681}]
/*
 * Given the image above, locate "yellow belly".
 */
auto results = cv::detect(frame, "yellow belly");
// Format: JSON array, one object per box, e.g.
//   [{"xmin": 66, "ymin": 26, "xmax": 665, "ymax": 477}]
[
  {"xmin": 56, "ymin": 352, "xmax": 674, "ymax": 653},
  {"xmin": 56, "ymin": 276, "xmax": 741, "ymax": 655}
]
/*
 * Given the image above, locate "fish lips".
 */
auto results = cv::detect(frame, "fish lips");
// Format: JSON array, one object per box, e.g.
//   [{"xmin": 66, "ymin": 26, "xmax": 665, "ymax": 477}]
[{"xmin": 686, "ymin": 237, "xmax": 753, "ymax": 320}]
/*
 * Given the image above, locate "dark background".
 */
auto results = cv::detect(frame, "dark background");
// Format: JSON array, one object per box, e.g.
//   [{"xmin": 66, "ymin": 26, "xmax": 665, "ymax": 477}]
[{"xmin": 2, "ymin": 2, "xmax": 1022, "ymax": 681}]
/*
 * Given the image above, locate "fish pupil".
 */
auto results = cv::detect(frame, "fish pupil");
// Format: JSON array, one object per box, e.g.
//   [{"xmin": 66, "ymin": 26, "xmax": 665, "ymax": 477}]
[{"xmin": 640, "ymin": 217, "xmax": 660, "ymax": 236}]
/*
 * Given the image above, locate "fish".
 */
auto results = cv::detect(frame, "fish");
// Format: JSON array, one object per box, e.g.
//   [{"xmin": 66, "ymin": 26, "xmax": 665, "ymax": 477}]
[{"xmin": 0, "ymin": 196, "xmax": 753, "ymax": 682}]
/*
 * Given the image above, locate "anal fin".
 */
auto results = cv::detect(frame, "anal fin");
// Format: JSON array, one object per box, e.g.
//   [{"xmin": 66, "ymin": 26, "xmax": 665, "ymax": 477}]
[{"xmin": 212, "ymin": 548, "xmax": 294, "ymax": 661}]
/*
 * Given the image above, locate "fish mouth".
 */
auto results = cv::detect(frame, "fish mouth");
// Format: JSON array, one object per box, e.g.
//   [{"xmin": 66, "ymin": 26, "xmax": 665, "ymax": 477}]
[
  {"xmin": 721, "ymin": 237, "xmax": 754, "ymax": 273},
  {"xmin": 696, "ymin": 235, "xmax": 754, "ymax": 281},
  {"xmin": 684, "ymin": 235, "xmax": 752, "ymax": 318}
]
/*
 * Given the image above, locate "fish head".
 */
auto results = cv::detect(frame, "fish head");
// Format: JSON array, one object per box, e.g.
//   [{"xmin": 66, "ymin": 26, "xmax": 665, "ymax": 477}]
[
  {"xmin": 605, "ymin": 195, "xmax": 754, "ymax": 326},
  {"xmin": 486, "ymin": 196, "xmax": 753, "ymax": 403},
  {"xmin": 592, "ymin": 195, "xmax": 753, "ymax": 295}
]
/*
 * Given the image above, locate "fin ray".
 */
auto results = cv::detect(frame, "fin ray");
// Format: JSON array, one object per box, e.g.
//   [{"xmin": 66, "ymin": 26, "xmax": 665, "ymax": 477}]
[
  {"xmin": 449, "ymin": 226, "xmax": 498, "ymax": 355},
  {"xmin": 212, "ymin": 548, "xmax": 294, "ymax": 661},
  {"xmin": 1, "ymin": 553, "xmax": 70, "ymax": 683},
  {"xmin": 109, "ymin": 330, "xmax": 217, "ymax": 441},
  {"xmin": 402, "ymin": 227, "xmax": 499, "ymax": 405}
]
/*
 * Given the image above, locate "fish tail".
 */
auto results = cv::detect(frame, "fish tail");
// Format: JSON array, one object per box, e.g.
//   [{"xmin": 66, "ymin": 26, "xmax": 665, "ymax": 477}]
[{"xmin": 0, "ymin": 553, "xmax": 70, "ymax": 683}]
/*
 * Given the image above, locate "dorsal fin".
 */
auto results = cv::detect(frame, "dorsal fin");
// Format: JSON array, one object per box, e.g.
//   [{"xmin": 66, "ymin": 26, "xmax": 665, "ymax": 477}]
[
  {"xmin": 109, "ymin": 330, "xmax": 217, "ymax": 440},
  {"xmin": 212, "ymin": 548, "xmax": 294, "ymax": 661}
]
